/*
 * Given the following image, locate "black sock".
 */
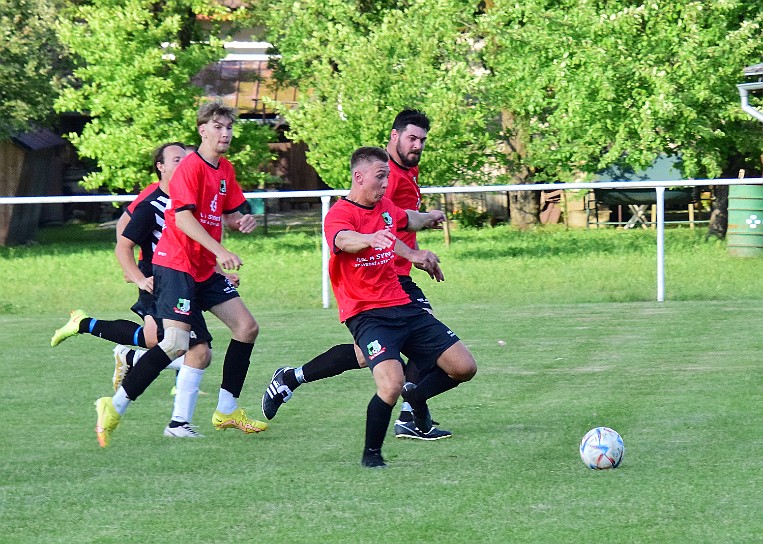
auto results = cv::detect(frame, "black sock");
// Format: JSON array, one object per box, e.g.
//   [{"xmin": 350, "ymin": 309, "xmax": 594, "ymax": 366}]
[
  {"xmin": 79, "ymin": 318, "xmax": 145, "ymax": 346},
  {"xmin": 404, "ymin": 360, "xmax": 421, "ymax": 383},
  {"xmin": 282, "ymin": 368, "xmax": 300, "ymax": 391},
  {"xmin": 301, "ymin": 344, "xmax": 359, "ymax": 382},
  {"xmin": 365, "ymin": 394, "xmax": 393, "ymax": 451},
  {"xmin": 413, "ymin": 366, "xmax": 460, "ymax": 402},
  {"xmin": 168, "ymin": 420, "xmax": 186, "ymax": 428},
  {"xmin": 121, "ymin": 346, "xmax": 171, "ymax": 400},
  {"xmin": 221, "ymin": 339, "xmax": 253, "ymax": 398}
]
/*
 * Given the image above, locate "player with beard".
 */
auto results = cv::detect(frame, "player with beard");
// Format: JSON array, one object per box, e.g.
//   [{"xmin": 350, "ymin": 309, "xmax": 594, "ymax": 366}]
[
  {"xmin": 323, "ymin": 146, "xmax": 477, "ymax": 467},
  {"xmin": 262, "ymin": 110, "xmax": 454, "ymax": 441}
]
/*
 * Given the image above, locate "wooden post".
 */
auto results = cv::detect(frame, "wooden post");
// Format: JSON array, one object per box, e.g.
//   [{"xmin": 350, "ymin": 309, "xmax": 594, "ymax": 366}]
[
  {"xmin": 689, "ymin": 203, "xmax": 695, "ymax": 230},
  {"xmin": 561, "ymin": 189, "xmax": 569, "ymax": 228}
]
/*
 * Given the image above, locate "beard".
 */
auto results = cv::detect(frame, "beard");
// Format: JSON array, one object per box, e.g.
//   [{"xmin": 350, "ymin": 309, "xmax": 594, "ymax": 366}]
[{"xmin": 396, "ymin": 141, "xmax": 421, "ymax": 168}]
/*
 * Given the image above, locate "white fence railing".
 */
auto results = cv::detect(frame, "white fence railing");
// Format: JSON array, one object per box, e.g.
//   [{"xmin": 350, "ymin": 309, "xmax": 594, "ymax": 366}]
[{"xmin": 3, "ymin": 178, "xmax": 761, "ymax": 307}]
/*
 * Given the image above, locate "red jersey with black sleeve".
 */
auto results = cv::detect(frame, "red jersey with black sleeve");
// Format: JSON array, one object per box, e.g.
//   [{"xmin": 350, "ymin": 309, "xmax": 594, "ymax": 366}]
[
  {"xmin": 153, "ymin": 152, "xmax": 245, "ymax": 282},
  {"xmin": 124, "ymin": 181, "xmax": 161, "ymax": 265},
  {"xmin": 127, "ymin": 182, "xmax": 160, "ymax": 214},
  {"xmin": 386, "ymin": 159, "xmax": 421, "ymax": 276},
  {"xmin": 324, "ymin": 196, "xmax": 412, "ymax": 322},
  {"xmin": 122, "ymin": 186, "xmax": 168, "ymax": 279}
]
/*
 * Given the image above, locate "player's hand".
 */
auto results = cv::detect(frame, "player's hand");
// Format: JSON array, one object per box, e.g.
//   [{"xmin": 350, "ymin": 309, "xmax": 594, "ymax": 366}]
[
  {"xmin": 412, "ymin": 250, "xmax": 444, "ymax": 282},
  {"xmin": 136, "ymin": 275, "xmax": 154, "ymax": 294},
  {"xmin": 424, "ymin": 210, "xmax": 446, "ymax": 229},
  {"xmin": 224, "ymin": 272, "xmax": 240, "ymax": 287},
  {"xmin": 236, "ymin": 214, "xmax": 257, "ymax": 234},
  {"xmin": 216, "ymin": 249, "xmax": 244, "ymax": 270},
  {"xmin": 369, "ymin": 229, "xmax": 397, "ymax": 250}
]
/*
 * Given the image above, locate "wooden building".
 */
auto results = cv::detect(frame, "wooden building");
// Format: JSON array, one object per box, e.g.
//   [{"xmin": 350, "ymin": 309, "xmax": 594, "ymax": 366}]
[{"xmin": 0, "ymin": 129, "xmax": 66, "ymax": 245}]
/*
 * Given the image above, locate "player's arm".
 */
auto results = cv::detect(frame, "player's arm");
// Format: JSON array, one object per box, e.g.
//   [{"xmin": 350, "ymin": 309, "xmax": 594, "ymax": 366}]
[
  {"xmin": 394, "ymin": 239, "xmax": 444, "ymax": 282},
  {"xmin": 114, "ymin": 212, "xmax": 132, "ymax": 282},
  {"xmin": 114, "ymin": 211, "xmax": 154, "ymax": 291},
  {"xmin": 404, "ymin": 209, "xmax": 446, "ymax": 232},
  {"xmin": 334, "ymin": 229, "xmax": 397, "ymax": 253},
  {"xmin": 115, "ymin": 235, "xmax": 153, "ymax": 291},
  {"xmin": 175, "ymin": 209, "xmax": 243, "ymax": 270},
  {"xmin": 222, "ymin": 209, "xmax": 257, "ymax": 234}
]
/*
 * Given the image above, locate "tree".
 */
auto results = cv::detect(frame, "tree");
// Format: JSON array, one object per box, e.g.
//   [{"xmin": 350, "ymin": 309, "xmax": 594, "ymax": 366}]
[
  {"xmin": 0, "ymin": 0, "xmax": 67, "ymax": 139},
  {"xmin": 262, "ymin": 0, "xmax": 501, "ymax": 189},
  {"xmin": 54, "ymin": 0, "xmax": 274, "ymax": 191},
  {"xmin": 479, "ymin": 1, "xmax": 763, "ymax": 226}
]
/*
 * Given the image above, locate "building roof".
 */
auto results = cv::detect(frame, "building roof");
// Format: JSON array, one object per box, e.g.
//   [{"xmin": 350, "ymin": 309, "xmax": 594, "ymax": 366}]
[
  {"xmin": 193, "ymin": 42, "xmax": 300, "ymax": 117},
  {"xmin": 744, "ymin": 63, "xmax": 763, "ymax": 77},
  {"xmin": 11, "ymin": 128, "xmax": 67, "ymax": 151}
]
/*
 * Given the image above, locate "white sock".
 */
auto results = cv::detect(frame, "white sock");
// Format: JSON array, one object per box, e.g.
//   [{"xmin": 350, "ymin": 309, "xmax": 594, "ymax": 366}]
[
  {"xmin": 112, "ymin": 387, "xmax": 131, "ymax": 415},
  {"xmin": 216, "ymin": 388, "xmax": 237, "ymax": 414},
  {"xmin": 166, "ymin": 354, "xmax": 184, "ymax": 372},
  {"xmin": 172, "ymin": 364, "xmax": 205, "ymax": 424}
]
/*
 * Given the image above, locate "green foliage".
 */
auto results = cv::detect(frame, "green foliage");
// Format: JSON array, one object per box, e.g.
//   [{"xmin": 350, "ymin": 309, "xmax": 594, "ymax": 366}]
[
  {"xmin": 262, "ymin": 0, "xmax": 500, "ymax": 188},
  {"xmin": 0, "ymin": 0, "xmax": 67, "ymax": 138},
  {"xmin": 227, "ymin": 120, "xmax": 278, "ymax": 190},
  {"xmin": 54, "ymin": 0, "xmax": 275, "ymax": 191},
  {"xmin": 480, "ymin": 1, "xmax": 763, "ymax": 179},
  {"xmin": 450, "ymin": 202, "xmax": 492, "ymax": 228}
]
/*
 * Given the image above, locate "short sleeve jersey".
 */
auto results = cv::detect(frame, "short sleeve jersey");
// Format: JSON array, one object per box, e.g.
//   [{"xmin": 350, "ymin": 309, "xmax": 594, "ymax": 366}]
[
  {"xmin": 153, "ymin": 152, "xmax": 245, "ymax": 282},
  {"xmin": 324, "ymin": 196, "xmax": 412, "ymax": 322},
  {"xmin": 122, "ymin": 186, "xmax": 168, "ymax": 278},
  {"xmin": 124, "ymin": 181, "xmax": 161, "ymax": 266},
  {"xmin": 127, "ymin": 182, "xmax": 160, "ymax": 214},
  {"xmin": 386, "ymin": 160, "xmax": 421, "ymax": 276}
]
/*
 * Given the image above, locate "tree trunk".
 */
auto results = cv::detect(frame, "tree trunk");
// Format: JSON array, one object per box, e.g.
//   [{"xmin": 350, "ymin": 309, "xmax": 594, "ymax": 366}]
[
  {"xmin": 501, "ymin": 110, "xmax": 539, "ymax": 229},
  {"xmin": 509, "ymin": 190, "xmax": 541, "ymax": 229},
  {"xmin": 707, "ymin": 185, "xmax": 728, "ymax": 239}
]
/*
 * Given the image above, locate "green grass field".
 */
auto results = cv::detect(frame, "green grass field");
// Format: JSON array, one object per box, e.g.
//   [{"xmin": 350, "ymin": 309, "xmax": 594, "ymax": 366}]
[{"xmin": 1, "ymin": 224, "xmax": 762, "ymax": 543}]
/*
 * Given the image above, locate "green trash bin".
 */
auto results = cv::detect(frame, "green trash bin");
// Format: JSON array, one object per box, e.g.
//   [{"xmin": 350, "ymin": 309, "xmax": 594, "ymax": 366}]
[
  {"xmin": 247, "ymin": 198, "xmax": 265, "ymax": 215},
  {"xmin": 727, "ymin": 184, "xmax": 763, "ymax": 257}
]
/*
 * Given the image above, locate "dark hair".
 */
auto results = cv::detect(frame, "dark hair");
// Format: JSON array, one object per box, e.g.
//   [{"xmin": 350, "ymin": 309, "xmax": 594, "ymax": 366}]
[
  {"xmin": 350, "ymin": 146, "xmax": 389, "ymax": 171},
  {"xmin": 197, "ymin": 101, "xmax": 238, "ymax": 126},
  {"xmin": 152, "ymin": 141, "xmax": 186, "ymax": 179},
  {"xmin": 391, "ymin": 109, "xmax": 430, "ymax": 133}
]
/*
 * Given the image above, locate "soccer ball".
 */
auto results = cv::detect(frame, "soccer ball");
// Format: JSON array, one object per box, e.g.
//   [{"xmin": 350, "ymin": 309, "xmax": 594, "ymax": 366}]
[{"xmin": 579, "ymin": 427, "xmax": 624, "ymax": 469}]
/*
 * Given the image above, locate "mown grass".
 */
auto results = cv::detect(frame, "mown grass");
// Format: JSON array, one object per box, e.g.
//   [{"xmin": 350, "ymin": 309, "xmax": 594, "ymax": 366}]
[{"xmin": 1, "ymin": 223, "xmax": 762, "ymax": 543}]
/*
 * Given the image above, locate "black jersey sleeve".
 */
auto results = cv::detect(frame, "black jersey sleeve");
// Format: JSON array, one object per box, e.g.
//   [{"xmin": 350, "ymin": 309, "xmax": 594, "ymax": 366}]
[{"xmin": 122, "ymin": 199, "xmax": 160, "ymax": 245}]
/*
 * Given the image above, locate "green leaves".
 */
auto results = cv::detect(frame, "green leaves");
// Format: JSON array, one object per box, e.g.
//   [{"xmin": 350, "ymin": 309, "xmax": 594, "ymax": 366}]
[
  {"xmin": 263, "ymin": 0, "xmax": 500, "ymax": 188},
  {"xmin": 481, "ymin": 1, "xmax": 763, "ymax": 179},
  {"xmin": 54, "ymin": 0, "xmax": 274, "ymax": 192},
  {"xmin": 0, "ymin": 0, "xmax": 64, "ymax": 138}
]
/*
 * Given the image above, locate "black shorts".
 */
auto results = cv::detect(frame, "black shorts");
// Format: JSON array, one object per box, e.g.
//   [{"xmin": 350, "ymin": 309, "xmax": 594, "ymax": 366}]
[
  {"xmin": 130, "ymin": 289, "xmax": 153, "ymax": 319},
  {"xmin": 398, "ymin": 275, "xmax": 432, "ymax": 311},
  {"xmin": 151, "ymin": 266, "xmax": 240, "ymax": 346},
  {"xmin": 346, "ymin": 303, "xmax": 459, "ymax": 371}
]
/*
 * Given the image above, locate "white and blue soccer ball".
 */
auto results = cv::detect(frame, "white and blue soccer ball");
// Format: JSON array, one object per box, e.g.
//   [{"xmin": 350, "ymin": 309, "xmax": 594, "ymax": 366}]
[{"xmin": 579, "ymin": 427, "xmax": 624, "ymax": 469}]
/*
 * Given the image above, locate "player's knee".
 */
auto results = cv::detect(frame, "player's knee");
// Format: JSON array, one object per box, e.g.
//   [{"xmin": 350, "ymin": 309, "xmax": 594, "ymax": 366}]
[
  {"xmin": 158, "ymin": 327, "xmax": 190, "ymax": 360},
  {"xmin": 185, "ymin": 343, "xmax": 212, "ymax": 369},
  {"xmin": 233, "ymin": 317, "xmax": 258, "ymax": 343},
  {"xmin": 377, "ymin": 375, "xmax": 405, "ymax": 403}
]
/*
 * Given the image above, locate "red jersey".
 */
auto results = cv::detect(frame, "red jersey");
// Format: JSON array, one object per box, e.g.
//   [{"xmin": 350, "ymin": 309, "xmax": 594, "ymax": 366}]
[
  {"xmin": 386, "ymin": 159, "xmax": 421, "ymax": 276},
  {"xmin": 324, "ymin": 196, "xmax": 412, "ymax": 322},
  {"xmin": 127, "ymin": 182, "xmax": 160, "ymax": 214},
  {"xmin": 153, "ymin": 152, "xmax": 245, "ymax": 282}
]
